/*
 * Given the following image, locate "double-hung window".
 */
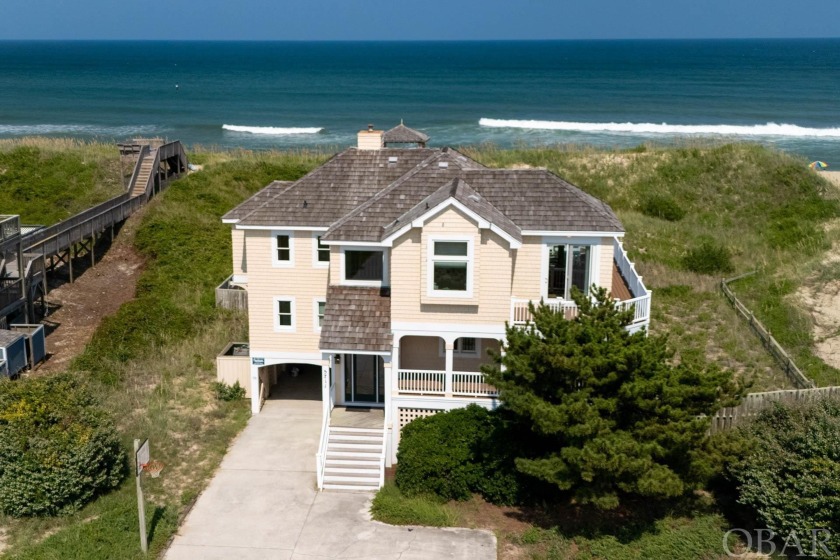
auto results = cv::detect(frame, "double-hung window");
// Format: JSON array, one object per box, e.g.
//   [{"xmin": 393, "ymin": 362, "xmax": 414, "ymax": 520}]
[
  {"xmin": 272, "ymin": 232, "xmax": 293, "ymax": 267},
  {"xmin": 273, "ymin": 297, "xmax": 295, "ymax": 331},
  {"xmin": 314, "ymin": 299, "xmax": 326, "ymax": 332},
  {"xmin": 314, "ymin": 235, "xmax": 330, "ymax": 266},
  {"xmin": 428, "ymin": 238, "xmax": 473, "ymax": 297}
]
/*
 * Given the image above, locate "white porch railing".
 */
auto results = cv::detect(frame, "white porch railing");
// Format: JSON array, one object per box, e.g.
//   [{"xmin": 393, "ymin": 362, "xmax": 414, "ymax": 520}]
[
  {"xmin": 452, "ymin": 371, "xmax": 499, "ymax": 397},
  {"xmin": 397, "ymin": 369, "xmax": 446, "ymax": 395},
  {"xmin": 315, "ymin": 408, "xmax": 330, "ymax": 490},
  {"xmin": 397, "ymin": 369, "xmax": 498, "ymax": 398},
  {"xmin": 614, "ymin": 238, "xmax": 649, "ymax": 302}
]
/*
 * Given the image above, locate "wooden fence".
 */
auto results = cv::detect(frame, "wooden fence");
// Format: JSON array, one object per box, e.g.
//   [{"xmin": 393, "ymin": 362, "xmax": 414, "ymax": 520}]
[
  {"xmin": 215, "ymin": 275, "xmax": 248, "ymax": 311},
  {"xmin": 721, "ymin": 272, "xmax": 815, "ymax": 389},
  {"xmin": 709, "ymin": 385, "xmax": 840, "ymax": 433}
]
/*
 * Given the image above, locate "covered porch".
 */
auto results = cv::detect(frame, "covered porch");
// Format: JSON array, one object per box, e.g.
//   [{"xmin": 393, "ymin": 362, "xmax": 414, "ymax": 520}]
[{"xmin": 395, "ymin": 335, "xmax": 500, "ymax": 399}]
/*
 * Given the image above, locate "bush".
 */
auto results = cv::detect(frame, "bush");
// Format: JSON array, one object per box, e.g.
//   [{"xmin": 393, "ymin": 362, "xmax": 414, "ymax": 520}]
[
  {"xmin": 682, "ymin": 241, "xmax": 734, "ymax": 275},
  {"xmin": 0, "ymin": 375, "xmax": 126, "ymax": 516},
  {"xmin": 212, "ymin": 381, "xmax": 245, "ymax": 401},
  {"xmin": 395, "ymin": 405, "xmax": 521, "ymax": 504},
  {"xmin": 370, "ymin": 482, "xmax": 458, "ymax": 527},
  {"xmin": 727, "ymin": 400, "xmax": 840, "ymax": 558},
  {"xmin": 639, "ymin": 194, "xmax": 686, "ymax": 221}
]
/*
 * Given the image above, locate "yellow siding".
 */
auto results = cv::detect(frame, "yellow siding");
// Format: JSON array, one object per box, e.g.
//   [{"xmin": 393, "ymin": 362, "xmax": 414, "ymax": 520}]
[
  {"xmin": 357, "ymin": 131, "xmax": 383, "ymax": 150},
  {"xmin": 216, "ymin": 355, "xmax": 251, "ymax": 397},
  {"xmin": 391, "ymin": 207, "xmax": 512, "ymax": 325},
  {"xmin": 511, "ymin": 236, "xmax": 542, "ymax": 299},
  {"xmin": 398, "ymin": 336, "xmax": 500, "ymax": 371},
  {"xmin": 232, "ymin": 228, "xmax": 246, "ymax": 276},
  {"xmin": 598, "ymin": 238, "xmax": 615, "ymax": 293},
  {"xmin": 245, "ymin": 230, "xmax": 328, "ymax": 353}
]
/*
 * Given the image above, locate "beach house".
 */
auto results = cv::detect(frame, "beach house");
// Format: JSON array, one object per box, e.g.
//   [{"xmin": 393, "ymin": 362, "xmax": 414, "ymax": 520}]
[{"xmin": 218, "ymin": 124, "xmax": 651, "ymax": 491}]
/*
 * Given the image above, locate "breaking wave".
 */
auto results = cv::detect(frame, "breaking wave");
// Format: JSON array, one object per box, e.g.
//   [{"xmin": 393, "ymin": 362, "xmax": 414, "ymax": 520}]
[
  {"xmin": 478, "ymin": 119, "xmax": 840, "ymax": 138},
  {"xmin": 222, "ymin": 124, "xmax": 323, "ymax": 135}
]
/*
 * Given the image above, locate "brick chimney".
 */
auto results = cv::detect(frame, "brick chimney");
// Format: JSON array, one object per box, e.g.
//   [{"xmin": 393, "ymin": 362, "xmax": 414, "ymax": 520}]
[{"xmin": 357, "ymin": 123, "xmax": 383, "ymax": 150}]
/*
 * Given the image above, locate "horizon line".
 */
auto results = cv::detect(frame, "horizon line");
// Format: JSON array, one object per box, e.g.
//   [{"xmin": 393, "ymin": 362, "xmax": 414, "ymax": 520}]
[{"xmin": 1, "ymin": 36, "xmax": 839, "ymax": 43}]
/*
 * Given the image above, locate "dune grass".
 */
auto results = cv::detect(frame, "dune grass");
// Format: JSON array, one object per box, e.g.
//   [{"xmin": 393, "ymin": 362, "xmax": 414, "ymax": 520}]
[
  {"xmin": 0, "ymin": 139, "xmax": 125, "ymax": 225},
  {"xmin": 466, "ymin": 143, "xmax": 840, "ymax": 388}
]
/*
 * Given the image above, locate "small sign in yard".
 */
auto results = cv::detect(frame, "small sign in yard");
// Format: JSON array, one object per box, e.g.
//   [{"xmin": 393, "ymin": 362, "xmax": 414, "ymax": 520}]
[
  {"xmin": 252, "ymin": 357, "xmax": 265, "ymax": 366},
  {"xmin": 136, "ymin": 439, "xmax": 149, "ymax": 476}
]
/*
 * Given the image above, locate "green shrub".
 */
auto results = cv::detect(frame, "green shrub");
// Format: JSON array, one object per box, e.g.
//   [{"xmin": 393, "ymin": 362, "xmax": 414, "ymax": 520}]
[
  {"xmin": 728, "ymin": 400, "xmax": 840, "ymax": 557},
  {"xmin": 212, "ymin": 381, "xmax": 246, "ymax": 401},
  {"xmin": 0, "ymin": 375, "xmax": 126, "ymax": 516},
  {"xmin": 639, "ymin": 194, "xmax": 686, "ymax": 221},
  {"xmin": 370, "ymin": 482, "xmax": 458, "ymax": 527},
  {"xmin": 395, "ymin": 405, "xmax": 520, "ymax": 504},
  {"xmin": 682, "ymin": 241, "xmax": 734, "ymax": 275}
]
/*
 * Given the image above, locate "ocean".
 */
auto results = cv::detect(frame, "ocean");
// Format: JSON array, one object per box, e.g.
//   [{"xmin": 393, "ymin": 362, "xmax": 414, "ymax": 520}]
[{"xmin": 1, "ymin": 40, "xmax": 839, "ymax": 164}]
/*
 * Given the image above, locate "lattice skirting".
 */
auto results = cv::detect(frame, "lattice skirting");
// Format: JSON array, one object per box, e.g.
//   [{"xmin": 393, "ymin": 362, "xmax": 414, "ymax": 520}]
[{"xmin": 397, "ymin": 407, "xmax": 440, "ymax": 429}]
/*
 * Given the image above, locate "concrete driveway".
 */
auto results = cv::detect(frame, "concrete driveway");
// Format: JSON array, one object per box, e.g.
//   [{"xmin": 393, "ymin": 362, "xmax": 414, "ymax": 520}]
[{"xmin": 165, "ymin": 396, "xmax": 496, "ymax": 559}]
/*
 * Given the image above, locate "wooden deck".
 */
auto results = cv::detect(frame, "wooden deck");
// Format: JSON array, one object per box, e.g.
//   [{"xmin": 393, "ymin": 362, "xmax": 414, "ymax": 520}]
[{"xmin": 330, "ymin": 406, "xmax": 385, "ymax": 429}]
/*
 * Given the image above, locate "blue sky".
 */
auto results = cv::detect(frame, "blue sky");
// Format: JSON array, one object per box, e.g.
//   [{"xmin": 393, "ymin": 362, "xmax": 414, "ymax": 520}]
[{"xmin": 2, "ymin": 0, "xmax": 838, "ymax": 41}]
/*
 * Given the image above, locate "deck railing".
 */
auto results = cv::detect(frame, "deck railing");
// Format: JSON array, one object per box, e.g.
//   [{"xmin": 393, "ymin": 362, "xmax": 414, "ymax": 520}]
[
  {"xmin": 397, "ymin": 369, "xmax": 498, "ymax": 397},
  {"xmin": 0, "ymin": 215, "xmax": 20, "ymax": 244},
  {"xmin": 397, "ymin": 369, "xmax": 446, "ymax": 395},
  {"xmin": 614, "ymin": 238, "xmax": 649, "ymax": 300},
  {"xmin": 451, "ymin": 371, "xmax": 499, "ymax": 397}
]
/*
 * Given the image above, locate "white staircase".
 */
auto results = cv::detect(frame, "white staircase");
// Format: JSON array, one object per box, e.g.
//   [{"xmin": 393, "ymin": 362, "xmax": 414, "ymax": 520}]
[{"xmin": 322, "ymin": 426, "xmax": 384, "ymax": 491}]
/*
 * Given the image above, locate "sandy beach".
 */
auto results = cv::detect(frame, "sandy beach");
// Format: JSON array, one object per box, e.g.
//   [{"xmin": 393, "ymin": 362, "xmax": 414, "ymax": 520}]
[{"xmin": 822, "ymin": 170, "xmax": 840, "ymax": 188}]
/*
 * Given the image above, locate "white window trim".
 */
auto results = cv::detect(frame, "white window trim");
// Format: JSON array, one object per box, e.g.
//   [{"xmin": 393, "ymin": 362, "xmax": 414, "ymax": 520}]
[
  {"xmin": 273, "ymin": 296, "xmax": 296, "ymax": 332},
  {"xmin": 312, "ymin": 234, "xmax": 330, "ymax": 268},
  {"xmin": 427, "ymin": 236, "xmax": 474, "ymax": 299},
  {"xmin": 540, "ymin": 237, "xmax": 600, "ymax": 300},
  {"xmin": 272, "ymin": 230, "xmax": 294, "ymax": 268},
  {"xmin": 313, "ymin": 298, "xmax": 326, "ymax": 333},
  {"xmin": 340, "ymin": 246, "xmax": 389, "ymax": 287},
  {"xmin": 438, "ymin": 337, "xmax": 481, "ymax": 358}
]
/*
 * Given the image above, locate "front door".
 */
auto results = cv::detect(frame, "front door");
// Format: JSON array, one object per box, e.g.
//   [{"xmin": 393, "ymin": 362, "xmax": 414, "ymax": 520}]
[{"xmin": 344, "ymin": 354, "xmax": 384, "ymax": 405}]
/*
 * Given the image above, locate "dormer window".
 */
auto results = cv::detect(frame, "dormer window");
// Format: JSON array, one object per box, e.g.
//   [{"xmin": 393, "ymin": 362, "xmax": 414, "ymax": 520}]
[{"xmin": 427, "ymin": 237, "xmax": 473, "ymax": 298}]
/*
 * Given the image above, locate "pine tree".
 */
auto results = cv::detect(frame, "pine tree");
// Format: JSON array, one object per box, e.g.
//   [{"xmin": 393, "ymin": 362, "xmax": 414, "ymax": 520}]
[{"xmin": 483, "ymin": 287, "xmax": 742, "ymax": 509}]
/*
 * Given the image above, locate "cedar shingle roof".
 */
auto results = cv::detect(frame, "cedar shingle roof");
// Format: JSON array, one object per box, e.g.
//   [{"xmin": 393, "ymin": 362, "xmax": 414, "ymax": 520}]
[
  {"xmin": 319, "ymin": 286, "xmax": 392, "ymax": 352},
  {"xmin": 230, "ymin": 145, "xmax": 623, "ymax": 238},
  {"xmin": 236, "ymin": 149, "xmax": 438, "ymax": 228},
  {"xmin": 222, "ymin": 181, "xmax": 294, "ymax": 222},
  {"xmin": 383, "ymin": 123, "xmax": 429, "ymax": 145}
]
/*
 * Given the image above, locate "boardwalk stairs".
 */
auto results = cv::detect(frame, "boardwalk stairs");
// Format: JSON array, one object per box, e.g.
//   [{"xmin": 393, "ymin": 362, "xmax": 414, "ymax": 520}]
[
  {"xmin": 130, "ymin": 148, "xmax": 158, "ymax": 198},
  {"xmin": 322, "ymin": 426, "xmax": 385, "ymax": 491}
]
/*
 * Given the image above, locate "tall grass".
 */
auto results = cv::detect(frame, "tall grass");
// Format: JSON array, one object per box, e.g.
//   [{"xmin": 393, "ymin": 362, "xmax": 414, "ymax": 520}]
[{"xmin": 1, "ymin": 149, "xmax": 326, "ymax": 559}]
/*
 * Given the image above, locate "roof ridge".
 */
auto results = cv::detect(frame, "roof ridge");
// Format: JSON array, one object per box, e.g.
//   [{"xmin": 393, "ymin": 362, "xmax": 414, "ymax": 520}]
[{"xmin": 322, "ymin": 150, "xmax": 447, "ymax": 238}]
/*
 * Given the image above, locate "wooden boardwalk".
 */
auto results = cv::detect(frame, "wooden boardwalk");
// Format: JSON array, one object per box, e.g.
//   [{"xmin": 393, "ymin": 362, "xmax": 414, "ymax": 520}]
[{"xmin": 0, "ymin": 141, "xmax": 188, "ymax": 325}]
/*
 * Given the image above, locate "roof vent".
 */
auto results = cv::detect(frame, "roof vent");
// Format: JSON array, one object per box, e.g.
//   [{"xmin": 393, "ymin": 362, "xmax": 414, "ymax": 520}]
[
  {"xmin": 468, "ymin": 194, "xmax": 481, "ymax": 202},
  {"xmin": 367, "ymin": 124, "xmax": 374, "ymax": 132},
  {"xmin": 388, "ymin": 156, "xmax": 398, "ymax": 164},
  {"xmin": 438, "ymin": 161, "xmax": 449, "ymax": 168}
]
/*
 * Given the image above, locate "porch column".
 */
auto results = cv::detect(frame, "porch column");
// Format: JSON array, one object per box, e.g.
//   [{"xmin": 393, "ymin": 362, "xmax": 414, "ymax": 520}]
[
  {"xmin": 444, "ymin": 342, "xmax": 454, "ymax": 397},
  {"xmin": 391, "ymin": 343, "xmax": 400, "ymax": 397},
  {"xmin": 249, "ymin": 363, "xmax": 260, "ymax": 414}
]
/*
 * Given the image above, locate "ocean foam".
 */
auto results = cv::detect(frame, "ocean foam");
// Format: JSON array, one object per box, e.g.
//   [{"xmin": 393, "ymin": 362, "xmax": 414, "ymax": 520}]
[
  {"xmin": 222, "ymin": 124, "xmax": 323, "ymax": 135},
  {"xmin": 479, "ymin": 119, "xmax": 840, "ymax": 138}
]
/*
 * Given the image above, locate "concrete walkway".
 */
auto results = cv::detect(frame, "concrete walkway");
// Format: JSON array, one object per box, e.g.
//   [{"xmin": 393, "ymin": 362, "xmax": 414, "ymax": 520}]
[{"xmin": 165, "ymin": 397, "xmax": 496, "ymax": 560}]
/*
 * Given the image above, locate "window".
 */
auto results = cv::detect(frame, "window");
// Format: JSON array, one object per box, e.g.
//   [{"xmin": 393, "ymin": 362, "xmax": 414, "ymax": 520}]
[
  {"xmin": 439, "ymin": 337, "xmax": 480, "ymax": 357},
  {"xmin": 314, "ymin": 299, "xmax": 326, "ymax": 332},
  {"xmin": 272, "ymin": 232, "xmax": 294, "ymax": 267},
  {"xmin": 314, "ymin": 235, "xmax": 330, "ymax": 265},
  {"xmin": 428, "ymin": 238, "xmax": 473, "ymax": 297},
  {"xmin": 273, "ymin": 297, "xmax": 295, "ymax": 331},
  {"xmin": 345, "ymin": 250, "xmax": 383, "ymax": 282},
  {"xmin": 548, "ymin": 244, "xmax": 591, "ymax": 299}
]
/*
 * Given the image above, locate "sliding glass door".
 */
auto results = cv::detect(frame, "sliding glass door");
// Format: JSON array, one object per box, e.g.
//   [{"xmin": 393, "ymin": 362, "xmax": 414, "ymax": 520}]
[
  {"xmin": 344, "ymin": 354, "xmax": 384, "ymax": 405},
  {"xmin": 548, "ymin": 244, "xmax": 591, "ymax": 299}
]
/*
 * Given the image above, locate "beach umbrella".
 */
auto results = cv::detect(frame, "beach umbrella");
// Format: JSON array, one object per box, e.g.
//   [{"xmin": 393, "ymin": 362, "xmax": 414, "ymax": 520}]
[{"xmin": 809, "ymin": 161, "xmax": 828, "ymax": 169}]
